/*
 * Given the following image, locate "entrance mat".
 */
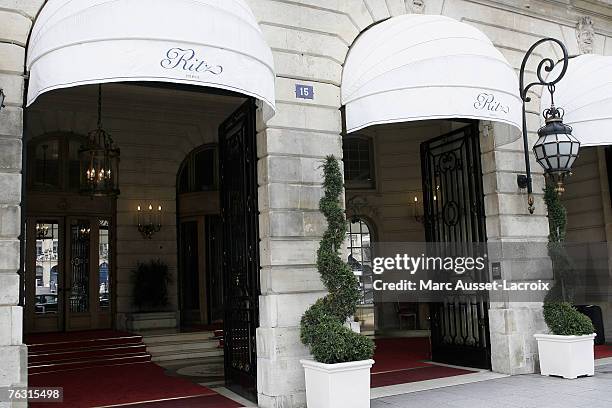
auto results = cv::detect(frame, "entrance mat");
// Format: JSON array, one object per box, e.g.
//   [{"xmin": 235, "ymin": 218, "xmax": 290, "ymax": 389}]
[
  {"xmin": 372, "ymin": 337, "xmax": 431, "ymax": 373},
  {"xmin": 595, "ymin": 344, "xmax": 612, "ymax": 359},
  {"xmin": 371, "ymin": 365, "xmax": 476, "ymax": 388},
  {"xmin": 29, "ymin": 362, "xmax": 236, "ymax": 408}
]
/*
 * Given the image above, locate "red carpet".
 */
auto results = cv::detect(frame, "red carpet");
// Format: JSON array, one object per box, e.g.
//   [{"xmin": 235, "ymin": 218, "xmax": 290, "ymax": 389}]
[
  {"xmin": 29, "ymin": 362, "xmax": 240, "ymax": 408},
  {"xmin": 371, "ymin": 365, "xmax": 476, "ymax": 388},
  {"xmin": 117, "ymin": 395, "xmax": 242, "ymax": 407},
  {"xmin": 371, "ymin": 337, "xmax": 475, "ymax": 388},
  {"xmin": 595, "ymin": 344, "xmax": 612, "ymax": 359},
  {"xmin": 27, "ymin": 330, "xmax": 242, "ymax": 407},
  {"xmin": 372, "ymin": 337, "xmax": 431, "ymax": 373}
]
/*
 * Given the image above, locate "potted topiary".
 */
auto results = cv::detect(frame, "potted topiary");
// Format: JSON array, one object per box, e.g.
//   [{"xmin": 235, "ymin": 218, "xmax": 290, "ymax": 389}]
[
  {"xmin": 300, "ymin": 156, "xmax": 375, "ymax": 408},
  {"xmin": 126, "ymin": 259, "xmax": 176, "ymax": 331},
  {"xmin": 535, "ymin": 302, "xmax": 595, "ymax": 378},
  {"xmin": 535, "ymin": 186, "xmax": 595, "ymax": 379}
]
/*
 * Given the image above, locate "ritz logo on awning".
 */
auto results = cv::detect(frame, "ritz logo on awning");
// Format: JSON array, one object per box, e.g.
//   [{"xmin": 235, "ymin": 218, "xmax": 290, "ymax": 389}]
[
  {"xmin": 160, "ymin": 48, "xmax": 223, "ymax": 75},
  {"xmin": 474, "ymin": 92, "xmax": 509, "ymax": 114}
]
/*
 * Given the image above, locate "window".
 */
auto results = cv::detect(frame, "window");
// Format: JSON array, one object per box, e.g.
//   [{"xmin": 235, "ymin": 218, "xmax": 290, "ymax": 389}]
[
  {"xmin": 28, "ymin": 133, "xmax": 88, "ymax": 192},
  {"xmin": 346, "ymin": 218, "xmax": 374, "ymax": 305},
  {"xmin": 178, "ymin": 145, "xmax": 218, "ymax": 194},
  {"xmin": 343, "ymin": 136, "xmax": 375, "ymax": 189}
]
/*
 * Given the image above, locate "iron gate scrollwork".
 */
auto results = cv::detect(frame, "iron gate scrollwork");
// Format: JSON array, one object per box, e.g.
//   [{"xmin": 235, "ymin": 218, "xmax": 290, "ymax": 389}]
[
  {"xmin": 219, "ymin": 99, "xmax": 260, "ymax": 401},
  {"xmin": 421, "ymin": 122, "xmax": 491, "ymax": 369}
]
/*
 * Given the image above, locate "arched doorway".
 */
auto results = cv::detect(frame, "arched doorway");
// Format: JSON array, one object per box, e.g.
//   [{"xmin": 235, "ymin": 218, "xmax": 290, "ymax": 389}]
[
  {"xmin": 341, "ymin": 14, "xmax": 523, "ymax": 371},
  {"xmin": 22, "ymin": 0, "xmax": 275, "ymax": 401},
  {"xmin": 176, "ymin": 144, "xmax": 224, "ymax": 326}
]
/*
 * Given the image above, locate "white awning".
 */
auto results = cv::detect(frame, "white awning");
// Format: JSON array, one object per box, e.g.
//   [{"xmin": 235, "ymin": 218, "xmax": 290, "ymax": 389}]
[
  {"xmin": 342, "ymin": 15, "xmax": 521, "ymax": 133},
  {"xmin": 26, "ymin": 0, "xmax": 276, "ymax": 119},
  {"xmin": 540, "ymin": 54, "xmax": 612, "ymax": 147}
]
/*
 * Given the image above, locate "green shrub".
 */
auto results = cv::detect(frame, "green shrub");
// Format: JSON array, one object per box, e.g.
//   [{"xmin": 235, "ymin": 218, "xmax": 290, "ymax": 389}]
[
  {"xmin": 543, "ymin": 302, "xmax": 594, "ymax": 336},
  {"xmin": 132, "ymin": 259, "xmax": 171, "ymax": 311},
  {"xmin": 300, "ymin": 156, "xmax": 375, "ymax": 364},
  {"xmin": 542, "ymin": 183, "xmax": 591, "ymax": 334}
]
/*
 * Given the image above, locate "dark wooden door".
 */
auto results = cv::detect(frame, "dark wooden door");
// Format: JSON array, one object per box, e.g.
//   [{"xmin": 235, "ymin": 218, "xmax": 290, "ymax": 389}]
[
  {"xmin": 219, "ymin": 99, "xmax": 259, "ymax": 401},
  {"xmin": 421, "ymin": 122, "xmax": 491, "ymax": 369},
  {"xmin": 179, "ymin": 220, "xmax": 200, "ymax": 322}
]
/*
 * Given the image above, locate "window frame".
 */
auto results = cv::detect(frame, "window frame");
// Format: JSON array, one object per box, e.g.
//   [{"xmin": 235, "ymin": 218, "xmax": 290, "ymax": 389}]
[
  {"xmin": 346, "ymin": 217, "xmax": 376, "ymax": 305},
  {"xmin": 177, "ymin": 144, "xmax": 219, "ymax": 194},
  {"xmin": 27, "ymin": 132, "xmax": 89, "ymax": 193},
  {"xmin": 342, "ymin": 135, "xmax": 376, "ymax": 190}
]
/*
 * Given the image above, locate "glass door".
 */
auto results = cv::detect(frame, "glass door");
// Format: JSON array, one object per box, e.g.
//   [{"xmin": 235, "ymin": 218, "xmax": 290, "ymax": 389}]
[
  {"xmin": 25, "ymin": 219, "xmax": 64, "ymax": 333},
  {"xmin": 65, "ymin": 217, "xmax": 113, "ymax": 331},
  {"xmin": 25, "ymin": 216, "xmax": 113, "ymax": 333}
]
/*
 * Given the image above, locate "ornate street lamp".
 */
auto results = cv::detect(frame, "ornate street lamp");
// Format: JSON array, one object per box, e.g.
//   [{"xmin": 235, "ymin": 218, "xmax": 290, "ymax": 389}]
[
  {"xmin": 79, "ymin": 85, "xmax": 120, "ymax": 197},
  {"xmin": 519, "ymin": 38, "xmax": 579, "ymax": 214}
]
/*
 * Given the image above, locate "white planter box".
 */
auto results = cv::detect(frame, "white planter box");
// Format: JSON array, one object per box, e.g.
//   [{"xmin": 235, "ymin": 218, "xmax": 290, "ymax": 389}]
[
  {"xmin": 301, "ymin": 359, "xmax": 374, "ymax": 408},
  {"xmin": 534, "ymin": 333, "xmax": 596, "ymax": 379}
]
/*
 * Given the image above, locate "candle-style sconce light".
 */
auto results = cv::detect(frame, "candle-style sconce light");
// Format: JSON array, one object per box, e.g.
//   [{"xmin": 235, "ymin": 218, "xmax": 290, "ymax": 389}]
[
  {"xmin": 137, "ymin": 204, "xmax": 162, "ymax": 239},
  {"xmin": 411, "ymin": 193, "xmax": 426, "ymax": 224}
]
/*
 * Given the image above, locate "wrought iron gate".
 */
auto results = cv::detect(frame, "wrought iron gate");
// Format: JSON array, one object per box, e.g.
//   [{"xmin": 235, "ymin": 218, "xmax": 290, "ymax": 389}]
[
  {"xmin": 420, "ymin": 122, "xmax": 491, "ymax": 369},
  {"xmin": 219, "ymin": 99, "xmax": 260, "ymax": 401}
]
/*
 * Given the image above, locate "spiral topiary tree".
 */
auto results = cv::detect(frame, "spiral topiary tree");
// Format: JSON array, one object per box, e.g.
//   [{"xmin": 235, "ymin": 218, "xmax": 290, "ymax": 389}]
[
  {"xmin": 543, "ymin": 184, "xmax": 593, "ymax": 335},
  {"xmin": 300, "ymin": 156, "xmax": 375, "ymax": 364}
]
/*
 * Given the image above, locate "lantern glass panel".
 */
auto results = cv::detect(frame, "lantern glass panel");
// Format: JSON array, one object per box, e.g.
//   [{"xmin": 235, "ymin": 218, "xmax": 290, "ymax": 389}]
[
  {"xmin": 558, "ymin": 140, "xmax": 571, "ymax": 155},
  {"xmin": 549, "ymin": 157, "xmax": 560, "ymax": 170},
  {"xmin": 544, "ymin": 142, "xmax": 558, "ymax": 157},
  {"xmin": 535, "ymin": 145, "xmax": 545, "ymax": 161}
]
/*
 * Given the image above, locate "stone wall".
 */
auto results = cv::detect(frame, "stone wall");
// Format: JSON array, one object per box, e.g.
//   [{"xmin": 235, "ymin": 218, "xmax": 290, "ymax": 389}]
[{"xmin": 0, "ymin": 1, "xmax": 44, "ymax": 405}]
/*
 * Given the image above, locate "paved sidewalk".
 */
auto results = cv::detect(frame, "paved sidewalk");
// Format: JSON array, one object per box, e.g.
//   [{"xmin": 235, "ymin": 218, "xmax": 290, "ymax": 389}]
[{"xmin": 372, "ymin": 363, "xmax": 612, "ymax": 408}]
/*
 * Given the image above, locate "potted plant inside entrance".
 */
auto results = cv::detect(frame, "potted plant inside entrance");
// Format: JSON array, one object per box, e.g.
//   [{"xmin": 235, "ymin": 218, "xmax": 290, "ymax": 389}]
[
  {"xmin": 300, "ymin": 156, "xmax": 375, "ymax": 408},
  {"xmin": 534, "ymin": 186, "xmax": 596, "ymax": 379},
  {"xmin": 126, "ymin": 259, "xmax": 176, "ymax": 331}
]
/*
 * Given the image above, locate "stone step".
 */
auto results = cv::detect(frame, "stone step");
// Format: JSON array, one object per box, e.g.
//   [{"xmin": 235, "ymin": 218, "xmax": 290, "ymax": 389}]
[
  {"xmin": 150, "ymin": 348, "xmax": 223, "ymax": 362},
  {"xmin": 146, "ymin": 339, "xmax": 219, "ymax": 354},
  {"xmin": 141, "ymin": 331, "xmax": 216, "ymax": 344},
  {"xmin": 155, "ymin": 355, "xmax": 224, "ymax": 369}
]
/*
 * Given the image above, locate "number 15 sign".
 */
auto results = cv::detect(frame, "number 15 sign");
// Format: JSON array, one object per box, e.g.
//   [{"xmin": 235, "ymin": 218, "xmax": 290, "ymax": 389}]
[{"xmin": 295, "ymin": 84, "xmax": 314, "ymax": 100}]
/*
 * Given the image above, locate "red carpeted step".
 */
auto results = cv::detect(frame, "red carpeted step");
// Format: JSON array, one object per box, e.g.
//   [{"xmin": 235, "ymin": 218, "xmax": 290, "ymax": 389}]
[
  {"xmin": 29, "ymin": 354, "xmax": 152, "ymax": 375},
  {"xmin": 27, "ymin": 330, "xmax": 152, "ymax": 374},
  {"xmin": 28, "ymin": 331, "xmax": 143, "ymax": 354},
  {"xmin": 29, "ymin": 343, "xmax": 147, "ymax": 365}
]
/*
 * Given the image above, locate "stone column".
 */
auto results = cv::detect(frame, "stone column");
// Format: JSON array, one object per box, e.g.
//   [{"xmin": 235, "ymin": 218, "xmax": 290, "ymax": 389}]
[
  {"xmin": 480, "ymin": 121, "xmax": 552, "ymax": 375},
  {"xmin": 0, "ymin": 2, "xmax": 44, "ymax": 406},
  {"xmin": 256, "ymin": 80, "xmax": 342, "ymax": 407}
]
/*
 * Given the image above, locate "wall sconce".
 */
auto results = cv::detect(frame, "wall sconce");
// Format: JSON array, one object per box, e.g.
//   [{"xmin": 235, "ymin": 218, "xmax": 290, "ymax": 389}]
[
  {"xmin": 0, "ymin": 88, "xmax": 6, "ymax": 111},
  {"xmin": 137, "ymin": 204, "xmax": 162, "ymax": 239},
  {"xmin": 412, "ymin": 194, "xmax": 426, "ymax": 224}
]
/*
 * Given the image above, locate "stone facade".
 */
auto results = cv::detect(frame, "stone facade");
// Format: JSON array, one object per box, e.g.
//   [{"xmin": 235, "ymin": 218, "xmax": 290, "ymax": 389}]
[{"xmin": 1, "ymin": 1, "xmax": 612, "ymax": 407}]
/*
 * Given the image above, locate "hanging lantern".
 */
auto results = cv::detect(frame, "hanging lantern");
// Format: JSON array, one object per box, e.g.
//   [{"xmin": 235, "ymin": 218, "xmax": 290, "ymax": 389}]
[
  {"xmin": 79, "ymin": 85, "xmax": 120, "ymax": 197},
  {"xmin": 533, "ymin": 106, "xmax": 580, "ymax": 195}
]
